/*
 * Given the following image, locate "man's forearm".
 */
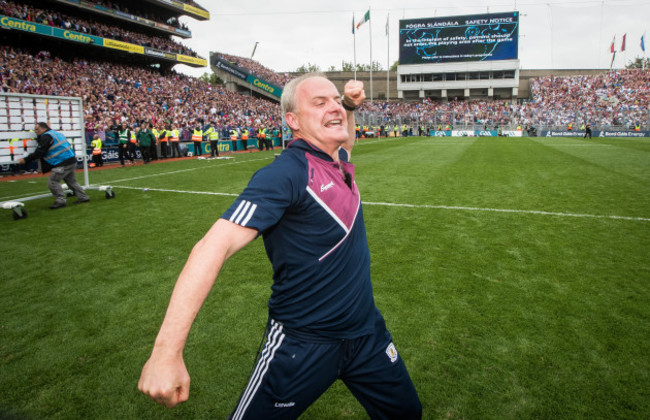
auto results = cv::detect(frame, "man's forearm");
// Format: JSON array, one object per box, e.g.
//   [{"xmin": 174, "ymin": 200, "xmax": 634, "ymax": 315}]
[{"xmin": 343, "ymin": 109, "xmax": 356, "ymax": 155}]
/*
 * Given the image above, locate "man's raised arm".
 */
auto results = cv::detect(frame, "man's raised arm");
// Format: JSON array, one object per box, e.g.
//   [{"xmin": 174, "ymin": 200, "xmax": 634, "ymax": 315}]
[{"xmin": 341, "ymin": 80, "xmax": 366, "ymax": 158}]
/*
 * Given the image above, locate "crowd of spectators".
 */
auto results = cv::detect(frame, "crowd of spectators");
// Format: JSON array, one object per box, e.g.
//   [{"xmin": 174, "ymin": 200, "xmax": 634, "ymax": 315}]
[
  {"xmin": 215, "ymin": 52, "xmax": 292, "ymax": 87},
  {"xmin": 83, "ymin": 0, "xmax": 190, "ymax": 32},
  {"xmin": 357, "ymin": 99, "xmax": 517, "ymax": 128},
  {"xmin": 523, "ymin": 70, "xmax": 650, "ymax": 127},
  {"xmin": 1, "ymin": 41, "xmax": 648, "ymax": 145},
  {"xmin": 0, "ymin": 46, "xmax": 282, "ymax": 141},
  {"xmin": 0, "ymin": 0, "xmax": 198, "ymax": 57},
  {"xmin": 357, "ymin": 69, "xmax": 649, "ymax": 129}
]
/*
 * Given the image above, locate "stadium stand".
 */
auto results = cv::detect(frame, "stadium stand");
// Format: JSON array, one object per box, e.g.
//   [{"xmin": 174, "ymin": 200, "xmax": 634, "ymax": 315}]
[
  {"xmin": 214, "ymin": 52, "xmax": 292, "ymax": 87},
  {"xmin": 0, "ymin": 0, "xmax": 648, "ymax": 170},
  {"xmin": 353, "ymin": 69, "xmax": 650, "ymax": 132},
  {"xmin": 0, "ymin": 0, "xmax": 286, "ymax": 171},
  {"xmin": 1, "ymin": 0, "xmax": 198, "ymax": 57},
  {"xmin": 0, "ymin": 46, "xmax": 282, "ymax": 142}
]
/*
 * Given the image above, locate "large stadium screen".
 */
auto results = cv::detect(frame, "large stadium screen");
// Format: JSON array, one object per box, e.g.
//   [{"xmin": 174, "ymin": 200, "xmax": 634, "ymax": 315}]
[{"xmin": 399, "ymin": 12, "xmax": 519, "ymax": 65}]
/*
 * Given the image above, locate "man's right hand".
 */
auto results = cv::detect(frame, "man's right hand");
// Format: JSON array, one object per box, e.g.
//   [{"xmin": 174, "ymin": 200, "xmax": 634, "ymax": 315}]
[{"xmin": 138, "ymin": 352, "xmax": 190, "ymax": 408}]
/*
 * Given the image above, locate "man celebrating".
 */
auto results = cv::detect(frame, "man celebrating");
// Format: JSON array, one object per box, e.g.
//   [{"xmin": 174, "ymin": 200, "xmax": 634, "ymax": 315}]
[
  {"xmin": 18, "ymin": 122, "xmax": 89, "ymax": 209},
  {"xmin": 138, "ymin": 74, "xmax": 422, "ymax": 419}
]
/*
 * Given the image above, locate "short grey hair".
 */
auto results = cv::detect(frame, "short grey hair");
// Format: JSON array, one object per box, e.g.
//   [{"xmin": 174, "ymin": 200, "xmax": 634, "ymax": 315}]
[{"xmin": 280, "ymin": 72, "xmax": 327, "ymax": 115}]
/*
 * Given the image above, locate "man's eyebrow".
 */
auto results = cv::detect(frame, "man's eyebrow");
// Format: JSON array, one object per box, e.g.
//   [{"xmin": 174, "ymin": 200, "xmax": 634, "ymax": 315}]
[{"xmin": 311, "ymin": 95, "xmax": 341, "ymax": 101}]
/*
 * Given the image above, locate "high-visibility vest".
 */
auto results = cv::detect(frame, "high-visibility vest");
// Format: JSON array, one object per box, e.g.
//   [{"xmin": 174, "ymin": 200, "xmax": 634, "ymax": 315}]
[
  {"xmin": 159, "ymin": 129, "xmax": 169, "ymax": 142},
  {"xmin": 130, "ymin": 132, "xmax": 137, "ymax": 143},
  {"xmin": 192, "ymin": 129, "xmax": 203, "ymax": 141},
  {"xmin": 152, "ymin": 128, "xmax": 159, "ymax": 140},
  {"xmin": 242, "ymin": 130, "xmax": 249, "ymax": 140},
  {"xmin": 230, "ymin": 130, "xmax": 238, "ymax": 140},
  {"xmin": 257, "ymin": 128, "xmax": 266, "ymax": 139},
  {"xmin": 43, "ymin": 130, "xmax": 75, "ymax": 166},
  {"xmin": 207, "ymin": 127, "xmax": 219, "ymax": 140},
  {"xmin": 118, "ymin": 129, "xmax": 129, "ymax": 144},
  {"xmin": 635, "ymin": 125, "xmax": 641, "ymax": 131},
  {"xmin": 169, "ymin": 129, "xmax": 179, "ymax": 141},
  {"xmin": 91, "ymin": 138, "xmax": 102, "ymax": 155}
]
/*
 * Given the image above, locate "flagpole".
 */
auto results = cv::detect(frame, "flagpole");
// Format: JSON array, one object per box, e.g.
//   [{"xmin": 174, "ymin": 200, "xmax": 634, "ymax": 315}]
[
  {"xmin": 642, "ymin": 31, "xmax": 646, "ymax": 70},
  {"xmin": 386, "ymin": 13, "xmax": 390, "ymax": 102},
  {"xmin": 610, "ymin": 35, "xmax": 616, "ymax": 69},
  {"xmin": 353, "ymin": 13, "xmax": 357, "ymax": 80},
  {"xmin": 369, "ymin": 6, "xmax": 373, "ymax": 104},
  {"xmin": 621, "ymin": 32, "xmax": 627, "ymax": 68}
]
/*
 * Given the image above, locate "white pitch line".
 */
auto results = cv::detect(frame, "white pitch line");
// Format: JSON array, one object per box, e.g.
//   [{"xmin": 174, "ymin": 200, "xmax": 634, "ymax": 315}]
[
  {"xmin": 108, "ymin": 156, "xmax": 273, "ymax": 184},
  {"xmin": 115, "ymin": 185, "xmax": 239, "ymax": 197},
  {"xmin": 110, "ymin": 186, "xmax": 650, "ymax": 222},
  {"xmin": 362, "ymin": 201, "xmax": 650, "ymax": 222}
]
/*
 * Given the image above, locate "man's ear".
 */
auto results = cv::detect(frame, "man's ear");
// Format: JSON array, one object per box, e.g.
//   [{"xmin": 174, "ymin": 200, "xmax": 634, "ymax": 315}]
[{"xmin": 285, "ymin": 112, "xmax": 300, "ymax": 131}]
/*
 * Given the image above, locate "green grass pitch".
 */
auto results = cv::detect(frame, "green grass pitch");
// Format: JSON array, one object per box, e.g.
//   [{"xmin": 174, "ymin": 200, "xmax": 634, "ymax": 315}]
[{"xmin": 1, "ymin": 136, "xmax": 649, "ymax": 419}]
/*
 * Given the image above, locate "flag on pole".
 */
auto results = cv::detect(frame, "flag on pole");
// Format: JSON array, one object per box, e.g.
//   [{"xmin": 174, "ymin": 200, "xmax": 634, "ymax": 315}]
[
  {"xmin": 621, "ymin": 33, "xmax": 626, "ymax": 52},
  {"xmin": 356, "ymin": 10, "xmax": 370, "ymax": 29},
  {"xmin": 642, "ymin": 33, "xmax": 646, "ymax": 52},
  {"xmin": 385, "ymin": 15, "xmax": 389, "ymax": 36},
  {"xmin": 610, "ymin": 35, "xmax": 616, "ymax": 53},
  {"xmin": 352, "ymin": 15, "xmax": 355, "ymax": 34}
]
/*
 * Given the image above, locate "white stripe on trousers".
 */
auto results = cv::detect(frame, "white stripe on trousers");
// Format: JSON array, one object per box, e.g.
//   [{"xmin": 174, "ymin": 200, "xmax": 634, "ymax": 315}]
[{"xmin": 232, "ymin": 320, "xmax": 285, "ymax": 420}]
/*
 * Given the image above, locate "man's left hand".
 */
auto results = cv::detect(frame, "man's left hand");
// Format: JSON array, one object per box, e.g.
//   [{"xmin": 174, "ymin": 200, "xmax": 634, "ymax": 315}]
[{"xmin": 343, "ymin": 80, "xmax": 366, "ymax": 109}]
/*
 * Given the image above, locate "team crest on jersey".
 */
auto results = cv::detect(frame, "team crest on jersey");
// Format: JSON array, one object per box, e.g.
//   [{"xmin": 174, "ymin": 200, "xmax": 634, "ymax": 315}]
[{"xmin": 386, "ymin": 342, "xmax": 398, "ymax": 363}]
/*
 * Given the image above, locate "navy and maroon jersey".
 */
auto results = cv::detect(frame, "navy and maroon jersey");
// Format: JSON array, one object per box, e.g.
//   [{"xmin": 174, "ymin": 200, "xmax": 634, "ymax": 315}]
[{"xmin": 221, "ymin": 139, "xmax": 381, "ymax": 339}]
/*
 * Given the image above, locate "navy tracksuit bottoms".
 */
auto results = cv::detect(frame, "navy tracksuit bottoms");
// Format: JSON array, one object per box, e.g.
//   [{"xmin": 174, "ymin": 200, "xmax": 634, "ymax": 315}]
[{"xmin": 229, "ymin": 316, "xmax": 422, "ymax": 419}]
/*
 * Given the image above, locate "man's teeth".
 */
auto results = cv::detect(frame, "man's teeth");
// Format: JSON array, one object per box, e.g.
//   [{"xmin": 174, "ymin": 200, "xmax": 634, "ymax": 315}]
[{"xmin": 326, "ymin": 120, "xmax": 342, "ymax": 127}]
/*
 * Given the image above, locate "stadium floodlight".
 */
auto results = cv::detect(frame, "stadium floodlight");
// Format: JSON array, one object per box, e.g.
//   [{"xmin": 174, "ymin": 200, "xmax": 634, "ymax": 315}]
[{"xmin": 251, "ymin": 41, "xmax": 259, "ymax": 59}]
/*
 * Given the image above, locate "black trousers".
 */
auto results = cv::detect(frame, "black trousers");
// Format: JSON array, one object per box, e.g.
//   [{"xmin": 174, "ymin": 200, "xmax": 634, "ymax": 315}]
[
  {"xmin": 92, "ymin": 153, "xmax": 103, "ymax": 167},
  {"xmin": 126, "ymin": 143, "xmax": 136, "ymax": 162},
  {"xmin": 118, "ymin": 143, "xmax": 128, "ymax": 165},
  {"xmin": 140, "ymin": 145, "xmax": 151, "ymax": 163},
  {"xmin": 170, "ymin": 142, "xmax": 180, "ymax": 157},
  {"xmin": 150, "ymin": 143, "xmax": 158, "ymax": 160},
  {"xmin": 210, "ymin": 140, "xmax": 219, "ymax": 156},
  {"xmin": 160, "ymin": 142, "xmax": 169, "ymax": 158}
]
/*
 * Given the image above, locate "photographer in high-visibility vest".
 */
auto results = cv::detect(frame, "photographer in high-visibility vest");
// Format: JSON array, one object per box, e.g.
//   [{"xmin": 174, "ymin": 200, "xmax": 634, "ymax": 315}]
[
  {"xmin": 18, "ymin": 122, "xmax": 90, "ymax": 209},
  {"xmin": 90, "ymin": 133, "xmax": 103, "ymax": 167},
  {"xmin": 192, "ymin": 121, "xmax": 203, "ymax": 157}
]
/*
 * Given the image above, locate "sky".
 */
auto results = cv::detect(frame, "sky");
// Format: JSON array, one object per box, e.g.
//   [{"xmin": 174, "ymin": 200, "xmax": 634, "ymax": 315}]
[{"xmin": 173, "ymin": 0, "xmax": 650, "ymax": 78}]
